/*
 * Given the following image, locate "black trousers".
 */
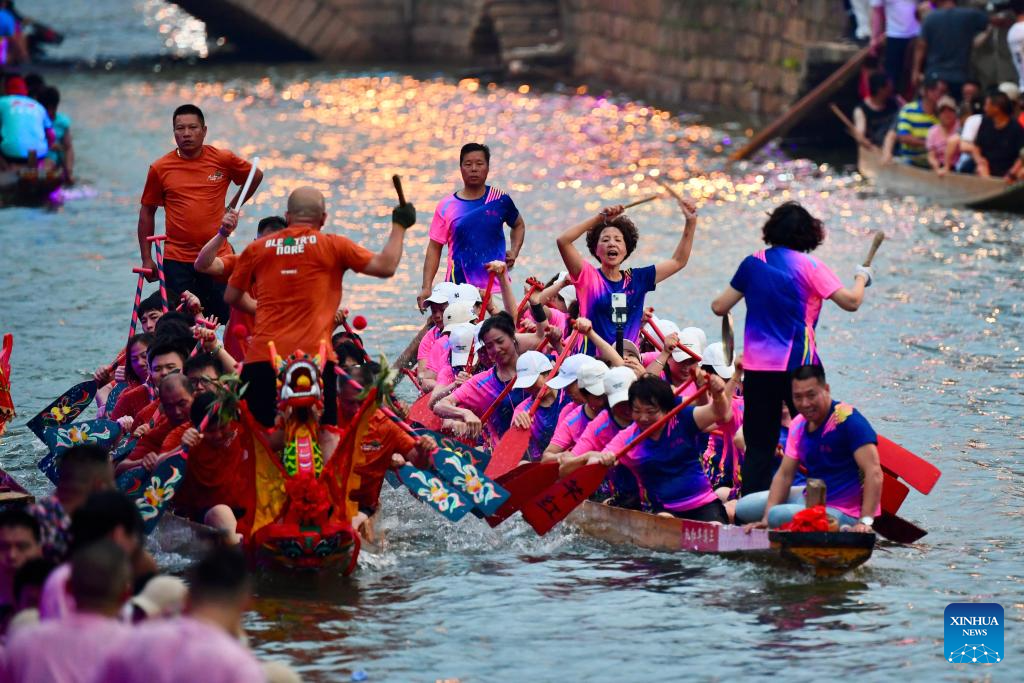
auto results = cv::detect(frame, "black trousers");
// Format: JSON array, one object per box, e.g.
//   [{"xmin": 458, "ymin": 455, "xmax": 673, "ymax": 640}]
[
  {"xmin": 164, "ymin": 259, "xmax": 229, "ymax": 321},
  {"xmin": 241, "ymin": 361, "xmax": 338, "ymax": 428},
  {"xmin": 740, "ymin": 370, "xmax": 797, "ymax": 496},
  {"xmin": 669, "ymin": 498, "xmax": 728, "ymax": 524}
]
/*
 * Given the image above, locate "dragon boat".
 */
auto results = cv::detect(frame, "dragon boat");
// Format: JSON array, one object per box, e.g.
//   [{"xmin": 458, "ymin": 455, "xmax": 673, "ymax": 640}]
[{"xmin": 566, "ymin": 500, "xmax": 876, "ymax": 577}]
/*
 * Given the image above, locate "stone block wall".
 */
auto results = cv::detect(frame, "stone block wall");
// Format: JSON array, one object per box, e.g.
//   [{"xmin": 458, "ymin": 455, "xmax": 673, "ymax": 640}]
[{"xmin": 563, "ymin": 0, "xmax": 849, "ymax": 115}]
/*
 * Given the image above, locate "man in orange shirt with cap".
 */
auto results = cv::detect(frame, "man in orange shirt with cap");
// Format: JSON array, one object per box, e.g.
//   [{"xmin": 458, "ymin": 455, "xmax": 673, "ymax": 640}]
[
  {"xmin": 138, "ymin": 104, "xmax": 263, "ymax": 320},
  {"xmin": 225, "ymin": 186, "xmax": 414, "ymax": 454}
]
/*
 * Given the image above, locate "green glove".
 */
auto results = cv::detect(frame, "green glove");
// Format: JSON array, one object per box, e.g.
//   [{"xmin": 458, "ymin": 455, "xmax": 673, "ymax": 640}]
[{"xmin": 392, "ymin": 203, "xmax": 416, "ymax": 229}]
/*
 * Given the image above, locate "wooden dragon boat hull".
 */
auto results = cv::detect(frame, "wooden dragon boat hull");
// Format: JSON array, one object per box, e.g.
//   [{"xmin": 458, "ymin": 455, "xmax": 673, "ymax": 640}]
[
  {"xmin": 567, "ymin": 500, "xmax": 875, "ymax": 577},
  {"xmin": 858, "ymin": 145, "xmax": 1024, "ymax": 212}
]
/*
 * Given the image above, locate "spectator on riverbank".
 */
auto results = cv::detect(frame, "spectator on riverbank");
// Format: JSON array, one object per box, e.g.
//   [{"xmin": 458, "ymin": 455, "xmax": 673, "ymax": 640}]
[
  {"xmin": 3, "ymin": 541, "xmax": 132, "ymax": 683},
  {"xmin": 913, "ymin": 0, "xmax": 992, "ymax": 100},
  {"xmin": 968, "ymin": 89, "xmax": 1024, "ymax": 178},
  {"xmin": 884, "ymin": 76, "xmax": 946, "ymax": 166},
  {"xmin": 927, "ymin": 96, "xmax": 960, "ymax": 174},
  {"xmin": 1010, "ymin": 0, "xmax": 1024, "ymax": 91},
  {"xmin": 871, "ymin": 0, "xmax": 921, "ymax": 97},
  {"xmin": 855, "ymin": 72, "xmax": 902, "ymax": 147}
]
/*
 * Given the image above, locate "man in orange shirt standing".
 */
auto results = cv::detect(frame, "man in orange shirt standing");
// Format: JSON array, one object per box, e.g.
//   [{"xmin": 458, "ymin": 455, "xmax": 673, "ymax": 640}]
[
  {"xmin": 138, "ymin": 104, "xmax": 263, "ymax": 320},
  {"xmin": 225, "ymin": 186, "xmax": 414, "ymax": 453}
]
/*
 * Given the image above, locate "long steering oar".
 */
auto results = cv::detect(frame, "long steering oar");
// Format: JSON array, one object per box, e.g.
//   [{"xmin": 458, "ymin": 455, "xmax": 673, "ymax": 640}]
[
  {"xmin": 486, "ymin": 330, "xmax": 581, "ymax": 479},
  {"xmin": 522, "ymin": 385, "xmax": 709, "ymax": 535}
]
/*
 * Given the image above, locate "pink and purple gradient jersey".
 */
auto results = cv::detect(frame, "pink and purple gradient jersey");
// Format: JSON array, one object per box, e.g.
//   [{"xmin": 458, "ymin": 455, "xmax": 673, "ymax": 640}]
[
  {"xmin": 449, "ymin": 366, "xmax": 527, "ymax": 443},
  {"xmin": 549, "ymin": 402, "xmax": 596, "ymax": 451},
  {"xmin": 729, "ymin": 247, "xmax": 842, "ymax": 371},
  {"xmin": 513, "ymin": 391, "xmax": 571, "ymax": 462},
  {"xmin": 784, "ymin": 401, "xmax": 879, "ymax": 518},
  {"xmin": 427, "ymin": 334, "xmax": 452, "ymax": 375},
  {"xmin": 429, "ymin": 185, "xmax": 520, "ymax": 289},
  {"xmin": 417, "ymin": 326, "xmax": 443, "ymax": 366},
  {"xmin": 702, "ymin": 396, "xmax": 744, "ymax": 493},
  {"xmin": 570, "ymin": 408, "xmax": 628, "ymax": 456},
  {"xmin": 603, "ymin": 405, "xmax": 717, "ymax": 513},
  {"xmin": 572, "ymin": 261, "xmax": 656, "ymax": 356}
]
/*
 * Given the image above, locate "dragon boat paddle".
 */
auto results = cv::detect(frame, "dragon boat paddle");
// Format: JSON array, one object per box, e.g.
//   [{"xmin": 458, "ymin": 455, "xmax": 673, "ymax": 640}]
[
  {"xmin": 876, "ymin": 435, "xmax": 940, "ymax": 495},
  {"xmin": 515, "ymin": 277, "xmax": 545, "ymax": 328},
  {"xmin": 336, "ymin": 369, "xmax": 507, "ymax": 517},
  {"xmin": 38, "ymin": 418, "xmax": 124, "ymax": 484},
  {"xmin": 863, "ymin": 230, "xmax": 885, "ymax": 267},
  {"xmin": 485, "ymin": 461, "xmax": 561, "ymax": 527},
  {"xmin": 486, "ymin": 330, "xmax": 580, "ymax": 479},
  {"xmin": 232, "ymin": 156, "xmax": 260, "ymax": 211},
  {"xmin": 873, "ymin": 512, "xmax": 928, "ymax": 543},
  {"xmin": 26, "ymin": 379, "xmax": 101, "ymax": 443},
  {"xmin": 522, "ymin": 385, "xmax": 710, "ymax": 535},
  {"xmin": 647, "ymin": 317, "xmax": 702, "ymax": 362},
  {"xmin": 621, "ymin": 194, "xmax": 662, "ymax": 210},
  {"xmin": 722, "ymin": 313, "xmax": 735, "ymax": 366}
]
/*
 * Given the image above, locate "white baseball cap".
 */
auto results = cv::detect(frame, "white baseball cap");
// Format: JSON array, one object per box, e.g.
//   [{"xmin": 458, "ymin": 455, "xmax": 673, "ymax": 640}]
[
  {"xmin": 447, "ymin": 323, "xmax": 476, "ymax": 367},
  {"xmin": 425, "ymin": 281, "xmax": 458, "ymax": 305},
  {"xmin": 576, "ymin": 358, "xmax": 609, "ymax": 395},
  {"xmin": 443, "ymin": 300, "xmax": 476, "ymax": 332},
  {"xmin": 604, "ymin": 366, "xmax": 636, "ymax": 407},
  {"xmin": 512, "ymin": 350, "xmax": 554, "ymax": 389},
  {"xmin": 546, "ymin": 354, "xmax": 592, "ymax": 390},
  {"xmin": 556, "ymin": 270, "xmax": 577, "ymax": 304},
  {"xmin": 677, "ymin": 327, "xmax": 706, "ymax": 362},
  {"xmin": 700, "ymin": 342, "xmax": 734, "ymax": 379},
  {"xmin": 451, "ymin": 283, "xmax": 482, "ymax": 304}
]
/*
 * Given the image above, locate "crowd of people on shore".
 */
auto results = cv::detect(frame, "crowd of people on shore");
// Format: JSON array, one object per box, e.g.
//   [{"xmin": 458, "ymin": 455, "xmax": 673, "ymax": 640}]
[
  {"xmin": 0, "ymin": 71, "xmax": 73, "ymax": 180},
  {"xmin": 849, "ymin": 0, "xmax": 1024, "ymax": 180}
]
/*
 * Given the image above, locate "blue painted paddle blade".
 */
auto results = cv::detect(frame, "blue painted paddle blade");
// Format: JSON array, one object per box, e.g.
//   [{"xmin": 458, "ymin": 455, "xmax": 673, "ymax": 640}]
[
  {"xmin": 384, "ymin": 469, "xmax": 401, "ymax": 489},
  {"xmin": 37, "ymin": 451, "xmax": 60, "ymax": 485},
  {"xmin": 109, "ymin": 435, "xmax": 138, "ymax": 465},
  {"xmin": 104, "ymin": 381, "xmax": 130, "ymax": 416},
  {"xmin": 397, "ymin": 464, "xmax": 472, "ymax": 522},
  {"xmin": 43, "ymin": 419, "xmax": 122, "ymax": 455},
  {"xmin": 413, "ymin": 428, "xmax": 491, "ymax": 470},
  {"xmin": 117, "ymin": 454, "xmax": 187, "ymax": 535},
  {"xmin": 431, "ymin": 449, "xmax": 510, "ymax": 516},
  {"xmin": 26, "ymin": 380, "xmax": 98, "ymax": 443}
]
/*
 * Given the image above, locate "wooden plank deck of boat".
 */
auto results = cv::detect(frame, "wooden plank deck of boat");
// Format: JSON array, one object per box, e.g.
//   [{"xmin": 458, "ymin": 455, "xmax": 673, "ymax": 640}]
[
  {"xmin": 566, "ymin": 500, "xmax": 875, "ymax": 577},
  {"xmin": 857, "ymin": 145, "xmax": 1024, "ymax": 212}
]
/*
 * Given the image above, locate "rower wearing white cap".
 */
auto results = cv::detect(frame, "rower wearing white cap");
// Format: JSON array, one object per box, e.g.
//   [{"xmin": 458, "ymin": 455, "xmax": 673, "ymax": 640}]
[
  {"xmin": 541, "ymin": 355, "xmax": 608, "ymax": 462},
  {"xmin": 423, "ymin": 300, "xmax": 477, "ymax": 393},
  {"xmin": 417, "ymin": 281, "xmax": 459, "ymax": 391},
  {"xmin": 510, "ymin": 350, "xmax": 572, "ymax": 462},
  {"xmin": 697, "ymin": 343, "xmax": 746, "ymax": 521},
  {"xmin": 427, "ymin": 322, "xmax": 479, "ymax": 407},
  {"xmin": 558, "ymin": 365, "xmax": 638, "ymax": 477},
  {"xmin": 644, "ymin": 320, "xmax": 706, "ymax": 395}
]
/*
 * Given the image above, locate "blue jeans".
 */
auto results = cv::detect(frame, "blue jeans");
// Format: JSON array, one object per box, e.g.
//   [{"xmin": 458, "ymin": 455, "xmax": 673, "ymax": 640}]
[{"xmin": 733, "ymin": 487, "xmax": 859, "ymax": 528}]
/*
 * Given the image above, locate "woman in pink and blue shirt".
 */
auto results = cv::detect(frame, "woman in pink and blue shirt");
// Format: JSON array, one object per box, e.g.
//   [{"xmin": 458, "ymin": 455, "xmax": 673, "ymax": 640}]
[
  {"xmin": 556, "ymin": 198, "xmax": 698, "ymax": 356},
  {"xmin": 711, "ymin": 202, "xmax": 873, "ymax": 496},
  {"xmin": 589, "ymin": 375, "xmax": 733, "ymax": 523}
]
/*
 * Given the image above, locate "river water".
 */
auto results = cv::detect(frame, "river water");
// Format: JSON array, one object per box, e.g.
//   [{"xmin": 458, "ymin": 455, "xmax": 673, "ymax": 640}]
[{"xmin": 1, "ymin": 3, "xmax": 1021, "ymax": 682}]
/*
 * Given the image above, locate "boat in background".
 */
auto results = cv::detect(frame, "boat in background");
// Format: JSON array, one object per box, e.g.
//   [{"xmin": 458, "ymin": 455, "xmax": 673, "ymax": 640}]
[
  {"xmin": 567, "ymin": 500, "xmax": 876, "ymax": 577},
  {"xmin": 858, "ymin": 145, "xmax": 1024, "ymax": 213},
  {"xmin": 0, "ymin": 168, "xmax": 64, "ymax": 208}
]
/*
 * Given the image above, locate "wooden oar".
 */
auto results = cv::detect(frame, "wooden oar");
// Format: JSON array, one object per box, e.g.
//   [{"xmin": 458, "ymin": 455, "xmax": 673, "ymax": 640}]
[
  {"xmin": 522, "ymin": 386, "xmax": 709, "ymax": 535},
  {"xmin": 485, "ymin": 461, "xmax": 561, "ymax": 527},
  {"xmin": 729, "ymin": 42, "xmax": 875, "ymax": 161},
  {"xmin": 828, "ymin": 103, "xmax": 876, "ymax": 149},
  {"xmin": 621, "ymin": 194, "xmax": 662, "ymax": 210},
  {"xmin": 722, "ymin": 313, "xmax": 735, "ymax": 366},
  {"xmin": 873, "ymin": 512, "xmax": 927, "ymax": 543},
  {"xmin": 392, "ymin": 174, "xmax": 406, "ymax": 206},
  {"xmin": 877, "ymin": 435, "xmax": 940, "ymax": 495},
  {"xmin": 485, "ymin": 330, "xmax": 580, "ymax": 479},
  {"xmin": 863, "ymin": 231, "xmax": 885, "ymax": 267}
]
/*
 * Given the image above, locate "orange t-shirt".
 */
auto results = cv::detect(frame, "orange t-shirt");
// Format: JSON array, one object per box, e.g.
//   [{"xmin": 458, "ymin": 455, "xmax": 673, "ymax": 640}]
[
  {"xmin": 140, "ymin": 145, "xmax": 252, "ymax": 262},
  {"xmin": 228, "ymin": 225, "xmax": 373, "ymax": 364},
  {"xmin": 340, "ymin": 410, "xmax": 417, "ymax": 512},
  {"xmin": 175, "ymin": 422, "xmax": 252, "ymax": 514}
]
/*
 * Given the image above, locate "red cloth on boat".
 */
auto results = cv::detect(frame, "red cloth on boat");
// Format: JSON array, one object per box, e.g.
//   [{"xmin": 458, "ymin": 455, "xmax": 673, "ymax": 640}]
[
  {"xmin": 778, "ymin": 505, "xmax": 831, "ymax": 532},
  {"xmin": 173, "ymin": 420, "xmax": 253, "ymax": 517}
]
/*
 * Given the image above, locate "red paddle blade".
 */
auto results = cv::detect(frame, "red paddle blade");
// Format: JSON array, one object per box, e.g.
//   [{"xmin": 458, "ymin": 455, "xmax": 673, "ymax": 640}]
[
  {"xmin": 881, "ymin": 471, "xmax": 909, "ymax": 516},
  {"xmin": 873, "ymin": 512, "xmax": 927, "ymax": 543},
  {"xmin": 521, "ymin": 463, "xmax": 609, "ymax": 535},
  {"xmin": 408, "ymin": 393, "xmax": 441, "ymax": 431},
  {"xmin": 484, "ymin": 426, "xmax": 531, "ymax": 478},
  {"xmin": 486, "ymin": 462, "xmax": 560, "ymax": 527},
  {"xmin": 877, "ymin": 435, "xmax": 940, "ymax": 495}
]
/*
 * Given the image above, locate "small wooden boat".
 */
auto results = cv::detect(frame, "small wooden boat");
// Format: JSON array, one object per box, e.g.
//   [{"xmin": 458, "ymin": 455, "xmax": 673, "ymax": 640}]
[
  {"xmin": 857, "ymin": 145, "xmax": 1024, "ymax": 212},
  {"xmin": 0, "ymin": 169, "xmax": 64, "ymax": 208},
  {"xmin": 567, "ymin": 500, "xmax": 875, "ymax": 577}
]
